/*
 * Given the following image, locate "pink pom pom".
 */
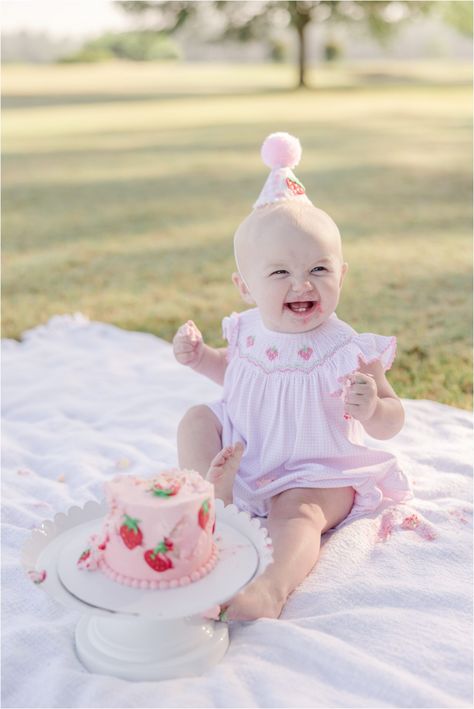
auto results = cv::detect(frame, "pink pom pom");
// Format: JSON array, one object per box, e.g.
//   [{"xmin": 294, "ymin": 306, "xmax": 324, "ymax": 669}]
[{"xmin": 261, "ymin": 132, "xmax": 302, "ymax": 169}]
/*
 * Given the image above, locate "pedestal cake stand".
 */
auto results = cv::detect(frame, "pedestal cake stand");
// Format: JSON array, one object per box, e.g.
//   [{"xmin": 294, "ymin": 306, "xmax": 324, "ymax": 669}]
[{"xmin": 22, "ymin": 499, "xmax": 273, "ymax": 681}]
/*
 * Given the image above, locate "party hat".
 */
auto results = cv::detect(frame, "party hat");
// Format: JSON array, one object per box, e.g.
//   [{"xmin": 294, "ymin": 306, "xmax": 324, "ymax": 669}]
[{"xmin": 253, "ymin": 132, "xmax": 313, "ymax": 209}]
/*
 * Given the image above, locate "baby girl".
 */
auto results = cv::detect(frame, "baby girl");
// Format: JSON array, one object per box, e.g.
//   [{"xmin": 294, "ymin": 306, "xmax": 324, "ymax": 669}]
[{"xmin": 173, "ymin": 133, "xmax": 412, "ymax": 621}]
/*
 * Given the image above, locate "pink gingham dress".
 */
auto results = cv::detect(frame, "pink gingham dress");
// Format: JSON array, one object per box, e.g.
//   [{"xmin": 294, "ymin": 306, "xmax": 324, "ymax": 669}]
[{"xmin": 208, "ymin": 307, "xmax": 412, "ymax": 525}]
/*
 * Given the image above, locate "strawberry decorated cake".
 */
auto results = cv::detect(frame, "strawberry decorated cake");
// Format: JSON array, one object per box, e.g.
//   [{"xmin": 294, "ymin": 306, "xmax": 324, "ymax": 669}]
[{"xmin": 78, "ymin": 469, "xmax": 218, "ymax": 589}]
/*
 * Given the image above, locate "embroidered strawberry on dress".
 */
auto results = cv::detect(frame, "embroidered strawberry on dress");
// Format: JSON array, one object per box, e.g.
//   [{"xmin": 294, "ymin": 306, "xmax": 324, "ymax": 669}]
[
  {"xmin": 246, "ymin": 335, "xmax": 255, "ymax": 347},
  {"xmin": 298, "ymin": 346, "xmax": 313, "ymax": 361},
  {"xmin": 266, "ymin": 346, "xmax": 278, "ymax": 361}
]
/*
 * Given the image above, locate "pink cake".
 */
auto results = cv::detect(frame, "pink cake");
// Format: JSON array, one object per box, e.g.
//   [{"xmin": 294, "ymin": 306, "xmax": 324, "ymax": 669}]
[{"xmin": 78, "ymin": 469, "xmax": 218, "ymax": 589}]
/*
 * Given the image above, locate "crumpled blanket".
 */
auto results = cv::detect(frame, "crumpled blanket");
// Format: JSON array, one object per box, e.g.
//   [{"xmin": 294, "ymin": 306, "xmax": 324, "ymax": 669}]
[{"xmin": 2, "ymin": 314, "xmax": 472, "ymax": 708}]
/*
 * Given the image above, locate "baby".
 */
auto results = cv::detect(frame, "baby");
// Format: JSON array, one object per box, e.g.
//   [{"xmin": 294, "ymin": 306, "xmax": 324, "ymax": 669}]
[{"xmin": 173, "ymin": 133, "xmax": 412, "ymax": 621}]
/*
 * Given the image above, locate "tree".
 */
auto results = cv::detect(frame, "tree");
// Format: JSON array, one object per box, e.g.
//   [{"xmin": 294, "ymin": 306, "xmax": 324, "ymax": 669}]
[
  {"xmin": 442, "ymin": 0, "xmax": 473, "ymax": 37},
  {"xmin": 118, "ymin": 0, "xmax": 435, "ymax": 88},
  {"xmin": 59, "ymin": 30, "xmax": 180, "ymax": 63}
]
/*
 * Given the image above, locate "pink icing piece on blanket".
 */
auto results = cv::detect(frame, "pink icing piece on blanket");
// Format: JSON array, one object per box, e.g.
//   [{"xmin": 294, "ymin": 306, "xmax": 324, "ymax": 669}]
[
  {"xmin": 401, "ymin": 514, "xmax": 436, "ymax": 541},
  {"xmin": 377, "ymin": 509, "xmax": 398, "ymax": 541},
  {"xmin": 449, "ymin": 508, "xmax": 469, "ymax": 524},
  {"xmin": 28, "ymin": 569, "xmax": 47, "ymax": 585},
  {"xmin": 415, "ymin": 523, "xmax": 436, "ymax": 541},
  {"xmin": 377, "ymin": 508, "xmax": 436, "ymax": 543},
  {"xmin": 377, "ymin": 509, "xmax": 436, "ymax": 542},
  {"xmin": 401, "ymin": 514, "xmax": 420, "ymax": 530}
]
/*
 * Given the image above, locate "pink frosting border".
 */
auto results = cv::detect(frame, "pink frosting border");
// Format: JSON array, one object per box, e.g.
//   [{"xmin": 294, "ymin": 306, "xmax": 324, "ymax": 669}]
[{"xmin": 97, "ymin": 543, "xmax": 219, "ymax": 590}]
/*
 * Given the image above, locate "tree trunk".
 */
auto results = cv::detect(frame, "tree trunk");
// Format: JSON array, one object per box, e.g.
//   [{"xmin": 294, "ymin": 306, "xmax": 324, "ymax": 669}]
[
  {"xmin": 296, "ymin": 21, "xmax": 306, "ymax": 88},
  {"xmin": 294, "ymin": 10, "xmax": 311, "ymax": 89}
]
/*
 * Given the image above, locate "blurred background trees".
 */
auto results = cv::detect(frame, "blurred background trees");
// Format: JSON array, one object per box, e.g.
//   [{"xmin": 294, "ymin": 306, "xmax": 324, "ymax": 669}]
[
  {"xmin": 116, "ymin": 0, "xmax": 470, "ymax": 86},
  {"xmin": 3, "ymin": 1, "xmax": 472, "ymax": 84},
  {"xmin": 59, "ymin": 30, "xmax": 180, "ymax": 63}
]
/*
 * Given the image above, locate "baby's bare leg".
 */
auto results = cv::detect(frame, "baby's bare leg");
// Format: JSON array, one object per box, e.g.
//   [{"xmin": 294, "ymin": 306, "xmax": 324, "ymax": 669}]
[
  {"xmin": 224, "ymin": 486, "xmax": 355, "ymax": 621},
  {"xmin": 177, "ymin": 405, "xmax": 243, "ymax": 503},
  {"xmin": 177, "ymin": 405, "xmax": 222, "ymax": 476}
]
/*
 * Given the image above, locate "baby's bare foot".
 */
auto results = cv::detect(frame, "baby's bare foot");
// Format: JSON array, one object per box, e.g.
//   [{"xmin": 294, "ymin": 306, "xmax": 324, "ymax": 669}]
[
  {"xmin": 222, "ymin": 576, "xmax": 286, "ymax": 622},
  {"xmin": 206, "ymin": 441, "xmax": 244, "ymax": 505}
]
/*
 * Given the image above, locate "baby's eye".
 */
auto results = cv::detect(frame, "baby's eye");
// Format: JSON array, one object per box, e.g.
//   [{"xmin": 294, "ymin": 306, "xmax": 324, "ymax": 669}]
[
  {"xmin": 270, "ymin": 270, "xmax": 289, "ymax": 276},
  {"xmin": 311, "ymin": 266, "xmax": 328, "ymax": 273}
]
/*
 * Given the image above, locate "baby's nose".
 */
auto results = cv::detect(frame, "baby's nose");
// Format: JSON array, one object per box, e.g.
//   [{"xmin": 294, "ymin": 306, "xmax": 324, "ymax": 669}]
[{"xmin": 292, "ymin": 279, "xmax": 313, "ymax": 293}]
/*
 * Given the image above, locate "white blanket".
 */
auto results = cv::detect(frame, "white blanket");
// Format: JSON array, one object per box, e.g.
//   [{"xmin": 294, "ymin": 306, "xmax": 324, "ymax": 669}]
[{"xmin": 2, "ymin": 315, "xmax": 472, "ymax": 708}]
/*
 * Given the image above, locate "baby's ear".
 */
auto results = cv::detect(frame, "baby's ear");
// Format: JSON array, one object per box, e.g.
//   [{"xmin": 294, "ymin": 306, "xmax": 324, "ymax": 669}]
[
  {"xmin": 232, "ymin": 272, "xmax": 254, "ymax": 304},
  {"xmin": 339, "ymin": 262, "xmax": 349, "ymax": 289}
]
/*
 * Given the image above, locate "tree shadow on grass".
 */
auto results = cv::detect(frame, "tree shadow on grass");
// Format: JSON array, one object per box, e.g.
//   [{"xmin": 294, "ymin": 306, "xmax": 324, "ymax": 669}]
[
  {"xmin": 2, "ymin": 156, "xmax": 471, "ymax": 252},
  {"xmin": 3, "ymin": 72, "xmax": 471, "ymax": 110},
  {"xmin": 2, "ymin": 87, "xmax": 289, "ymax": 110}
]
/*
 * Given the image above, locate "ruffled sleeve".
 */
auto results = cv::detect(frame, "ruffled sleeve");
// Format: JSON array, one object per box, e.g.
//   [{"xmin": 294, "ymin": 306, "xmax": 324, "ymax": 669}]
[
  {"xmin": 324, "ymin": 332, "xmax": 397, "ymax": 396},
  {"xmin": 222, "ymin": 312, "xmax": 240, "ymax": 362}
]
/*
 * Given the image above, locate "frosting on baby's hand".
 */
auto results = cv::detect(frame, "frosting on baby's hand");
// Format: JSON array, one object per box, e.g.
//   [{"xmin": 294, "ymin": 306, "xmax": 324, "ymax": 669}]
[
  {"xmin": 343, "ymin": 372, "xmax": 378, "ymax": 423},
  {"xmin": 173, "ymin": 320, "xmax": 204, "ymax": 367}
]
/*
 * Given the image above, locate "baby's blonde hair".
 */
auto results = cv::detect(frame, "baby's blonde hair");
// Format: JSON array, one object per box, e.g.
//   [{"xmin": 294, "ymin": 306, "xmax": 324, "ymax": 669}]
[{"xmin": 234, "ymin": 201, "xmax": 343, "ymax": 284}]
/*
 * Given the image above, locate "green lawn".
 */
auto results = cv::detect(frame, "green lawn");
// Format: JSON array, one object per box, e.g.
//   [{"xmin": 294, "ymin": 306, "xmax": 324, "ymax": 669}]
[{"xmin": 2, "ymin": 61, "xmax": 472, "ymax": 409}]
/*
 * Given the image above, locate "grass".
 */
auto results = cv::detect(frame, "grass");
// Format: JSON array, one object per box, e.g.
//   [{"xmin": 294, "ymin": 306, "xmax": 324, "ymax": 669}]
[{"xmin": 2, "ymin": 60, "xmax": 472, "ymax": 409}]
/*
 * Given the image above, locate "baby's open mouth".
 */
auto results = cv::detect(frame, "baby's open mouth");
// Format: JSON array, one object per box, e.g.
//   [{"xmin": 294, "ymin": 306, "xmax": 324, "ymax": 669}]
[{"xmin": 285, "ymin": 301, "xmax": 319, "ymax": 314}]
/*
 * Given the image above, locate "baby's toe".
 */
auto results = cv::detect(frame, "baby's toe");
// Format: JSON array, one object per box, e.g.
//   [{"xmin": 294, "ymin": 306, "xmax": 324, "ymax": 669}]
[{"xmin": 210, "ymin": 447, "xmax": 232, "ymax": 468}]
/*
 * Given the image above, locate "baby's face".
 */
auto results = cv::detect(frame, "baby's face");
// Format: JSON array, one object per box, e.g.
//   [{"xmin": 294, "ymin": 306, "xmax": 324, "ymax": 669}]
[{"xmin": 233, "ymin": 204, "xmax": 347, "ymax": 334}]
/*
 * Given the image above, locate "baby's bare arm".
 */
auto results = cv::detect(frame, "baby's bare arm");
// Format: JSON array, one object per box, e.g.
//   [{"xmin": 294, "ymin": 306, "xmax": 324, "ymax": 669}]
[
  {"xmin": 173, "ymin": 321, "xmax": 228, "ymax": 385},
  {"xmin": 344, "ymin": 358, "xmax": 404, "ymax": 440},
  {"xmin": 191, "ymin": 345, "xmax": 228, "ymax": 385},
  {"xmin": 362, "ymin": 394, "xmax": 404, "ymax": 439}
]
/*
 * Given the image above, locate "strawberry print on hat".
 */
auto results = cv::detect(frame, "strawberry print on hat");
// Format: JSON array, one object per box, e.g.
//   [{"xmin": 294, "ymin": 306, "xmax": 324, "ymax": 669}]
[{"xmin": 286, "ymin": 176, "xmax": 305, "ymax": 195}]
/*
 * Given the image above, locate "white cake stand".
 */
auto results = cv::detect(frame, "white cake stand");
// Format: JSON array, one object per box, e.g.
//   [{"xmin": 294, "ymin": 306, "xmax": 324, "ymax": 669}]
[{"xmin": 22, "ymin": 499, "xmax": 273, "ymax": 681}]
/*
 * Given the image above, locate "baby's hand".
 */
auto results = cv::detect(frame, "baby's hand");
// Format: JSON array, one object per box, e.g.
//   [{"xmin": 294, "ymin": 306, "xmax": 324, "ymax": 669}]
[
  {"xmin": 173, "ymin": 320, "xmax": 204, "ymax": 368},
  {"xmin": 343, "ymin": 372, "xmax": 378, "ymax": 423}
]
